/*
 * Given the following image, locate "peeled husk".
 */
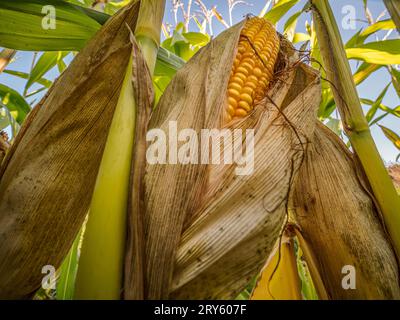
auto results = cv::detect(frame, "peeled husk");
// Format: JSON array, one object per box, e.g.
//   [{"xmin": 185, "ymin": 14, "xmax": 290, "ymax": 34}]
[
  {"xmin": 293, "ymin": 122, "xmax": 400, "ymax": 299},
  {"xmin": 142, "ymin": 19, "xmax": 321, "ymax": 299},
  {"xmin": 0, "ymin": 1, "xmax": 141, "ymax": 299}
]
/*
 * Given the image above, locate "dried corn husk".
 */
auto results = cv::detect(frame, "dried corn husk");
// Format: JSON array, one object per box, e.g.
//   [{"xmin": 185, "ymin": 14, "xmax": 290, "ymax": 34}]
[
  {"xmin": 0, "ymin": 1, "xmax": 141, "ymax": 299},
  {"xmin": 251, "ymin": 234, "xmax": 302, "ymax": 300},
  {"xmin": 142, "ymin": 19, "xmax": 321, "ymax": 299},
  {"xmin": 293, "ymin": 122, "xmax": 400, "ymax": 299}
]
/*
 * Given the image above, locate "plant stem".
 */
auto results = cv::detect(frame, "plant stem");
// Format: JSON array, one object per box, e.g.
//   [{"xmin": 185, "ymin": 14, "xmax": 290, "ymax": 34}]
[
  {"xmin": 74, "ymin": 56, "xmax": 136, "ymax": 299},
  {"xmin": 134, "ymin": 0, "xmax": 166, "ymax": 74},
  {"xmin": 310, "ymin": 0, "xmax": 400, "ymax": 260}
]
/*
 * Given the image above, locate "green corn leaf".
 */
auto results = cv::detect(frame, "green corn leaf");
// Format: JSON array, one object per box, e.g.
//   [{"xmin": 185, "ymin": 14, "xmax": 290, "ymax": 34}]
[
  {"xmin": 346, "ymin": 20, "xmax": 396, "ymax": 48},
  {"xmin": 284, "ymin": 11, "xmax": 302, "ymax": 42},
  {"xmin": 0, "ymin": 107, "xmax": 10, "ymax": 130},
  {"xmin": 57, "ymin": 57, "xmax": 67, "ymax": 73},
  {"xmin": 345, "ymin": 29, "xmax": 363, "ymax": 49},
  {"xmin": 25, "ymin": 51, "xmax": 69, "ymax": 92},
  {"xmin": 182, "ymin": 32, "xmax": 210, "ymax": 47},
  {"xmin": 0, "ymin": 83, "xmax": 31, "ymax": 123},
  {"xmin": 353, "ymin": 62, "xmax": 381, "ymax": 85},
  {"xmin": 379, "ymin": 125, "xmax": 400, "ymax": 150},
  {"xmin": 25, "ymin": 87, "xmax": 48, "ymax": 98},
  {"xmin": 293, "ymin": 32, "xmax": 311, "ymax": 43},
  {"xmin": 389, "ymin": 66, "xmax": 400, "ymax": 98},
  {"xmin": 325, "ymin": 118, "xmax": 342, "ymax": 136},
  {"xmin": 162, "ymin": 31, "xmax": 209, "ymax": 61},
  {"xmin": 0, "ymin": 0, "xmax": 102, "ymax": 51},
  {"xmin": 362, "ymin": 101, "xmax": 399, "ymax": 127},
  {"xmin": 154, "ymin": 47, "xmax": 185, "ymax": 78},
  {"xmin": 0, "ymin": 103, "xmax": 20, "ymax": 136},
  {"xmin": 3, "ymin": 69, "xmax": 53, "ymax": 88},
  {"xmin": 346, "ymin": 40, "xmax": 400, "ymax": 65},
  {"xmin": 366, "ymin": 83, "xmax": 391, "ymax": 123},
  {"xmin": 0, "ymin": 0, "xmax": 184, "ymax": 87},
  {"xmin": 264, "ymin": 0, "xmax": 300, "ymax": 24},
  {"xmin": 361, "ymin": 19, "xmax": 396, "ymax": 37},
  {"xmin": 56, "ymin": 227, "xmax": 84, "ymax": 300}
]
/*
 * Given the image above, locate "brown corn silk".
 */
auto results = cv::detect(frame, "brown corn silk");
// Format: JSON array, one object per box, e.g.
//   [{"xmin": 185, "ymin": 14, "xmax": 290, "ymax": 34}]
[
  {"xmin": 293, "ymin": 122, "xmax": 400, "ymax": 299},
  {"xmin": 0, "ymin": 2, "xmax": 141, "ymax": 299},
  {"xmin": 142, "ymin": 17, "xmax": 321, "ymax": 299}
]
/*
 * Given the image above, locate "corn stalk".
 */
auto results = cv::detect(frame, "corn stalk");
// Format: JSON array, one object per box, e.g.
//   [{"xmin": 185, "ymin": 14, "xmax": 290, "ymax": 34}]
[
  {"xmin": 74, "ymin": 0, "xmax": 164, "ymax": 299},
  {"xmin": 309, "ymin": 0, "xmax": 400, "ymax": 261},
  {"xmin": 135, "ymin": 0, "xmax": 166, "ymax": 74}
]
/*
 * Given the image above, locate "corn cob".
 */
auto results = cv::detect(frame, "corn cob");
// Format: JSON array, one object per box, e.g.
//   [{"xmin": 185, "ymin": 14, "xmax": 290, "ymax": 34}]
[{"xmin": 225, "ymin": 17, "xmax": 280, "ymax": 123}]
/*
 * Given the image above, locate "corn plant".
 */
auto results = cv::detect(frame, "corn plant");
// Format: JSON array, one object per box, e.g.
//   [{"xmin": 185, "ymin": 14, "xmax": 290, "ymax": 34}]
[{"xmin": 0, "ymin": 0, "xmax": 399, "ymax": 300}]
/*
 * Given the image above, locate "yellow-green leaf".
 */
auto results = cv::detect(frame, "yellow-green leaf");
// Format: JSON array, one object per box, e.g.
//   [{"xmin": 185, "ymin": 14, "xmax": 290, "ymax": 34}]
[
  {"xmin": 346, "ymin": 40, "xmax": 400, "ymax": 65},
  {"xmin": 379, "ymin": 125, "xmax": 400, "ymax": 150}
]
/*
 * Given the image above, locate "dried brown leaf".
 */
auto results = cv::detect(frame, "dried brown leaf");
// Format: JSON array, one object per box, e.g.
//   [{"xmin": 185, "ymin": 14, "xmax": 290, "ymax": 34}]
[
  {"xmin": 293, "ymin": 123, "xmax": 400, "ymax": 299},
  {"xmin": 0, "ymin": 2, "xmax": 141, "ymax": 299}
]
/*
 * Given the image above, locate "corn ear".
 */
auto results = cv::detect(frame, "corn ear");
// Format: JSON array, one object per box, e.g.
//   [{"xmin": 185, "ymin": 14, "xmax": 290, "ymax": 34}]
[
  {"xmin": 143, "ymin": 22, "xmax": 321, "ymax": 298},
  {"xmin": 293, "ymin": 122, "xmax": 400, "ymax": 299},
  {"xmin": 251, "ymin": 235, "xmax": 302, "ymax": 300},
  {"xmin": 0, "ymin": 1, "xmax": 141, "ymax": 299}
]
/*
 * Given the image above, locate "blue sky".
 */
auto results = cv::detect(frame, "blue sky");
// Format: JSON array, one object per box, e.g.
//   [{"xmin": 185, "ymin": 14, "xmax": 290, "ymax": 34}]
[{"xmin": 0, "ymin": 0, "xmax": 399, "ymax": 161}]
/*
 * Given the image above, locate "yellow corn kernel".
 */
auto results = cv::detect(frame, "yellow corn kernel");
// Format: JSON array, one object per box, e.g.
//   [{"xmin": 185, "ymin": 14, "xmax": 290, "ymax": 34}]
[
  {"xmin": 236, "ymin": 66, "xmax": 249, "ymax": 76},
  {"xmin": 235, "ymin": 72, "xmax": 247, "ymax": 82},
  {"xmin": 240, "ymin": 93, "xmax": 253, "ymax": 105},
  {"xmin": 238, "ymin": 101, "xmax": 251, "ymax": 112},
  {"xmin": 229, "ymin": 82, "xmax": 242, "ymax": 92},
  {"xmin": 235, "ymin": 108, "xmax": 248, "ymax": 117},
  {"xmin": 228, "ymin": 88, "xmax": 240, "ymax": 100},
  {"xmin": 225, "ymin": 17, "xmax": 280, "ymax": 123},
  {"xmin": 242, "ymin": 87, "xmax": 254, "ymax": 96}
]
